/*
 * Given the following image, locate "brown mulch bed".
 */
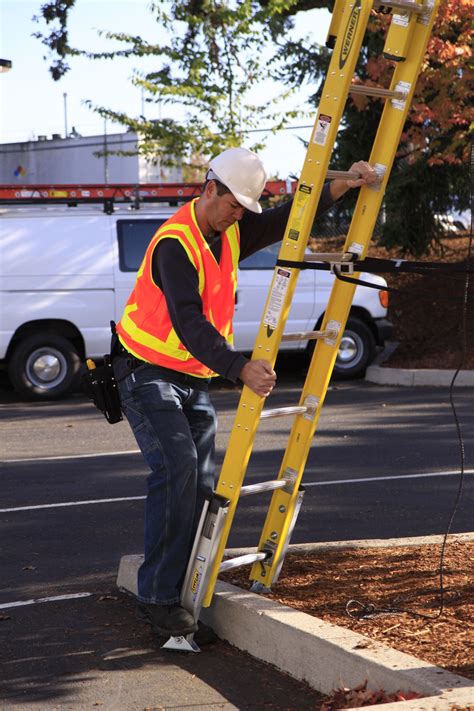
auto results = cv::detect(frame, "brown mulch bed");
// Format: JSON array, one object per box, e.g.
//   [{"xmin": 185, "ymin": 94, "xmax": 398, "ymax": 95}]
[
  {"xmin": 221, "ymin": 540, "xmax": 474, "ymax": 681},
  {"xmin": 314, "ymin": 235, "xmax": 474, "ymax": 370}
]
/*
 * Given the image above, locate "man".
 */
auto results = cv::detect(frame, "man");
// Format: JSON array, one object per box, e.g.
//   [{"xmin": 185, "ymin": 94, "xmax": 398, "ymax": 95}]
[{"xmin": 114, "ymin": 147, "xmax": 377, "ymax": 637}]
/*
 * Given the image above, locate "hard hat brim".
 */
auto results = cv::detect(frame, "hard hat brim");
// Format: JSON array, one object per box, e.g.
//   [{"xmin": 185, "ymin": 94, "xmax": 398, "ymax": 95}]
[{"xmin": 232, "ymin": 191, "xmax": 262, "ymax": 214}]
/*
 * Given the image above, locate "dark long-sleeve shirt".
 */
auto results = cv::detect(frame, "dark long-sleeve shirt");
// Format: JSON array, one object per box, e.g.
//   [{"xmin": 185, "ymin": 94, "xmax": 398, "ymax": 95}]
[{"xmin": 152, "ymin": 183, "xmax": 334, "ymax": 382}]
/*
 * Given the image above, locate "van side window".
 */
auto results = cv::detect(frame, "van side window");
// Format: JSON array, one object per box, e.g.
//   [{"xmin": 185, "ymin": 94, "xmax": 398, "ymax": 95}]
[
  {"xmin": 239, "ymin": 241, "xmax": 282, "ymax": 270},
  {"xmin": 117, "ymin": 219, "xmax": 166, "ymax": 271}
]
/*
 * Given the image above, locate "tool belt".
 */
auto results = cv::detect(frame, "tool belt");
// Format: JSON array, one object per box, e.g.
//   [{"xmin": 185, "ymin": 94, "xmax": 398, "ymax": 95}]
[{"xmin": 81, "ymin": 323, "xmax": 123, "ymax": 424}]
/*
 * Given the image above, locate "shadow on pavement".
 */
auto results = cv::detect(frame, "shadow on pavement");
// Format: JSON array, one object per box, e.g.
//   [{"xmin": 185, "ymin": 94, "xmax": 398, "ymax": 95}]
[{"xmin": 1, "ymin": 587, "xmax": 324, "ymax": 710}]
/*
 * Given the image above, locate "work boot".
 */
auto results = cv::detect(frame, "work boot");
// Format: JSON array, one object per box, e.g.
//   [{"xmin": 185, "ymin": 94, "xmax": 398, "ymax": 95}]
[
  {"xmin": 137, "ymin": 602, "xmax": 198, "ymax": 636},
  {"xmin": 192, "ymin": 622, "xmax": 219, "ymax": 646},
  {"xmin": 154, "ymin": 621, "xmax": 218, "ymax": 646}
]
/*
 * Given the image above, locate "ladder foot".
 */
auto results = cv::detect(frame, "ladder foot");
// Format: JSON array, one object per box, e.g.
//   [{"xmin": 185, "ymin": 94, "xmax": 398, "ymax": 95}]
[
  {"xmin": 250, "ymin": 581, "xmax": 273, "ymax": 594},
  {"xmin": 161, "ymin": 634, "xmax": 201, "ymax": 653}
]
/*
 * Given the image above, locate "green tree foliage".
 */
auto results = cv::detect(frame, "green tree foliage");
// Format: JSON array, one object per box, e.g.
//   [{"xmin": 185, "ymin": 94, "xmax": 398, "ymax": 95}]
[
  {"xmin": 35, "ymin": 0, "xmax": 471, "ymax": 254},
  {"xmin": 34, "ymin": 1, "xmax": 303, "ymax": 174},
  {"xmin": 34, "ymin": 0, "xmax": 78, "ymax": 80}
]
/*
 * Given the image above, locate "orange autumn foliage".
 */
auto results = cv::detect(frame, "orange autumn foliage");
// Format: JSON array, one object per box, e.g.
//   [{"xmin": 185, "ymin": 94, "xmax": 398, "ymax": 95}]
[{"xmin": 355, "ymin": 0, "xmax": 472, "ymax": 166}]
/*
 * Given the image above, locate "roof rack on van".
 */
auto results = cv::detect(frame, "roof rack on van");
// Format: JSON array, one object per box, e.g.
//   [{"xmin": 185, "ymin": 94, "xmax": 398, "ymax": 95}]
[{"xmin": 0, "ymin": 181, "xmax": 296, "ymax": 214}]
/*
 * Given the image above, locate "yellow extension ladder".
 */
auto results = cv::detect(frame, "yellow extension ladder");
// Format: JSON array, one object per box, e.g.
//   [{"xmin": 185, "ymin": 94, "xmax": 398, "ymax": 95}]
[{"xmin": 163, "ymin": 0, "xmax": 439, "ymax": 653}]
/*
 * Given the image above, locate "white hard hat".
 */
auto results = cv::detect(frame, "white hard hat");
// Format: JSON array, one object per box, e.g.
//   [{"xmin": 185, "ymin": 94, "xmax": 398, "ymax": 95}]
[{"xmin": 208, "ymin": 147, "xmax": 267, "ymax": 214}]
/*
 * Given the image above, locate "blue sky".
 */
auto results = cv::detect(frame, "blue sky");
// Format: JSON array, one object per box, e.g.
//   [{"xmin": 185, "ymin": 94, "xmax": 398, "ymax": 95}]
[{"xmin": 0, "ymin": 0, "xmax": 330, "ymax": 177}]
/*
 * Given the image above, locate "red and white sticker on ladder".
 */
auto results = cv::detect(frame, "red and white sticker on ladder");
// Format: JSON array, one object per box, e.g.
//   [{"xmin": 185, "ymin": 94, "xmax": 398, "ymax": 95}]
[
  {"xmin": 263, "ymin": 268, "xmax": 291, "ymax": 330},
  {"xmin": 313, "ymin": 114, "xmax": 332, "ymax": 146}
]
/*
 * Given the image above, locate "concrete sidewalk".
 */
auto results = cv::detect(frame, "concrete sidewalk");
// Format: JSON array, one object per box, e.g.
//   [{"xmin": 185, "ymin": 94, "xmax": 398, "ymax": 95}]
[
  {"xmin": 118, "ymin": 533, "xmax": 474, "ymax": 711},
  {"xmin": 1, "ymin": 582, "xmax": 326, "ymax": 711}
]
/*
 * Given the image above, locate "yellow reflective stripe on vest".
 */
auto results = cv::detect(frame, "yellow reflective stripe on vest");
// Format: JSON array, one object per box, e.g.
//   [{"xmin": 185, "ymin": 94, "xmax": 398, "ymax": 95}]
[
  {"xmin": 121, "ymin": 303, "xmax": 191, "ymax": 362},
  {"xmin": 208, "ymin": 307, "xmax": 217, "ymax": 329},
  {"xmin": 165, "ymin": 325, "xmax": 185, "ymax": 354},
  {"xmin": 227, "ymin": 223, "xmax": 239, "ymax": 300},
  {"xmin": 156, "ymin": 224, "xmax": 205, "ymax": 294},
  {"xmin": 226, "ymin": 222, "xmax": 240, "ymax": 271},
  {"xmin": 208, "ymin": 306, "xmax": 233, "ymax": 340}
]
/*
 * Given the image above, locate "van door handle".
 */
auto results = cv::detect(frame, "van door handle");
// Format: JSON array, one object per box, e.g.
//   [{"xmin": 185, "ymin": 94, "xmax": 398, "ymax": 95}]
[{"xmin": 235, "ymin": 291, "xmax": 239, "ymax": 304}]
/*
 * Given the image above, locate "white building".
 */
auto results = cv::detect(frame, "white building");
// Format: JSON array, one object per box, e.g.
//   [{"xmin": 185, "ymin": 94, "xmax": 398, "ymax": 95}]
[{"xmin": 0, "ymin": 131, "xmax": 183, "ymax": 185}]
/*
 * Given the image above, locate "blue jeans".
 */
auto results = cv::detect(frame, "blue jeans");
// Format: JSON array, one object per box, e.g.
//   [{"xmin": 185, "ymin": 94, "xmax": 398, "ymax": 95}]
[{"xmin": 117, "ymin": 363, "xmax": 217, "ymax": 605}]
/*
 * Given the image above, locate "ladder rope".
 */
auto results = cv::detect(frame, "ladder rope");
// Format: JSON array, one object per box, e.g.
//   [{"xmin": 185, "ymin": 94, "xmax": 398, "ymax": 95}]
[
  {"xmin": 332, "ymin": 266, "xmax": 474, "ymax": 303},
  {"xmin": 276, "ymin": 256, "xmax": 474, "ymax": 275},
  {"xmin": 276, "ymin": 257, "xmax": 474, "ymax": 301}
]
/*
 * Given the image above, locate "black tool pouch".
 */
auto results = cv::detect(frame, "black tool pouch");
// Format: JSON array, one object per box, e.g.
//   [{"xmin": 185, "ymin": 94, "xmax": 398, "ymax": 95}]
[{"xmin": 81, "ymin": 354, "xmax": 123, "ymax": 424}]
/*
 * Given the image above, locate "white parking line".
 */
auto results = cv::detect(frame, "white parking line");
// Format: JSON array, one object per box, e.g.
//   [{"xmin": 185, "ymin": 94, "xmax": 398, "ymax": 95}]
[
  {"xmin": 0, "ymin": 496, "xmax": 145, "ymax": 513},
  {"xmin": 2, "ymin": 450, "xmax": 140, "ymax": 464},
  {"xmin": 0, "ymin": 592, "xmax": 93, "ymax": 610},
  {"xmin": 303, "ymin": 469, "xmax": 473, "ymax": 488},
  {"xmin": 1, "ymin": 469, "xmax": 471, "ymax": 514}
]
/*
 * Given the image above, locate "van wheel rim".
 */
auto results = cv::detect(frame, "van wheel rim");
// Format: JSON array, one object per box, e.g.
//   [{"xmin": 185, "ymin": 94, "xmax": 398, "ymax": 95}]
[
  {"xmin": 337, "ymin": 333, "xmax": 362, "ymax": 367},
  {"xmin": 26, "ymin": 348, "xmax": 67, "ymax": 388}
]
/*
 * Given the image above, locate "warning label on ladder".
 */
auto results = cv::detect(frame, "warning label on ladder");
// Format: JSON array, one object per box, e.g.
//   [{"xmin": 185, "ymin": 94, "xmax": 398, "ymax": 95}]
[
  {"xmin": 313, "ymin": 114, "xmax": 332, "ymax": 146},
  {"xmin": 263, "ymin": 268, "xmax": 291, "ymax": 329}
]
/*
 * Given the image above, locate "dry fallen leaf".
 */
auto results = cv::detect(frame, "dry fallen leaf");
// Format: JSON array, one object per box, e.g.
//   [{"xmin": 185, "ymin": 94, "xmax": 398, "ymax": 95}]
[
  {"xmin": 353, "ymin": 640, "xmax": 374, "ymax": 649},
  {"xmin": 321, "ymin": 681, "xmax": 424, "ymax": 709}
]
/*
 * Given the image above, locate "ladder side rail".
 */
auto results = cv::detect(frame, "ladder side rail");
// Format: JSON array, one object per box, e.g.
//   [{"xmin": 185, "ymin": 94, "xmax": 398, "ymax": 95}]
[
  {"xmin": 326, "ymin": 0, "xmax": 347, "ymax": 49},
  {"xmin": 249, "ymin": 276, "xmax": 359, "ymax": 588},
  {"xmin": 382, "ymin": 0, "xmax": 422, "ymax": 62},
  {"xmin": 249, "ymin": 0, "xmax": 441, "ymax": 589},
  {"xmin": 200, "ymin": 0, "xmax": 376, "ymax": 610}
]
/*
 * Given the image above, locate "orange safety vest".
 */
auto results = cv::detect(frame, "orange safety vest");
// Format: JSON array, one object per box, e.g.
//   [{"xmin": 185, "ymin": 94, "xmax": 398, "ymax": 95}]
[{"xmin": 116, "ymin": 199, "xmax": 240, "ymax": 377}]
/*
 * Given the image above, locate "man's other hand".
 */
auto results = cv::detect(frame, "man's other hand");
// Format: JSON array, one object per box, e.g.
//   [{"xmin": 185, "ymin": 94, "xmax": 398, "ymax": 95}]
[
  {"xmin": 240, "ymin": 360, "xmax": 276, "ymax": 397},
  {"xmin": 347, "ymin": 160, "xmax": 379, "ymax": 188},
  {"xmin": 329, "ymin": 160, "xmax": 380, "ymax": 200}
]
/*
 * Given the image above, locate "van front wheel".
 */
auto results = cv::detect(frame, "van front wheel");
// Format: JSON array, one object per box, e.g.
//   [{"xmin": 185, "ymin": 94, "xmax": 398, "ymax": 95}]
[
  {"xmin": 333, "ymin": 317, "xmax": 376, "ymax": 379},
  {"xmin": 8, "ymin": 334, "xmax": 81, "ymax": 399}
]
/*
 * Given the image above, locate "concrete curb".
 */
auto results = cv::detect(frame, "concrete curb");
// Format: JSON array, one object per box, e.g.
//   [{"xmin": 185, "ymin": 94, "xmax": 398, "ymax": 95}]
[
  {"xmin": 200, "ymin": 583, "xmax": 473, "ymax": 709},
  {"xmin": 117, "ymin": 534, "xmax": 474, "ymax": 709},
  {"xmin": 366, "ymin": 364, "xmax": 474, "ymax": 387},
  {"xmin": 366, "ymin": 342, "xmax": 474, "ymax": 388}
]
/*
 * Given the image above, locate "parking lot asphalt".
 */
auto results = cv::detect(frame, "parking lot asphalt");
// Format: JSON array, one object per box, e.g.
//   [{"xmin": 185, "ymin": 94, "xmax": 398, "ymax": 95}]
[
  {"xmin": 1, "ymin": 368, "xmax": 473, "ymax": 708},
  {"xmin": 2, "ymin": 588, "xmax": 328, "ymax": 710}
]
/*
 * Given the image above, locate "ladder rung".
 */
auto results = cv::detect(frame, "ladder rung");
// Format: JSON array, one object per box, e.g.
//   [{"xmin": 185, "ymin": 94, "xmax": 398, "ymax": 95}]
[
  {"xmin": 260, "ymin": 406, "xmax": 308, "ymax": 420},
  {"xmin": 219, "ymin": 552, "xmax": 268, "ymax": 574},
  {"xmin": 240, "ymin": 480, "xmax": 287, "ymax": 497},
  {"xmin": 326, "ymin": 169, "xmax": 361, "ymax": 181},
  {"xmin": 304, "ymin": 252, "xmax": 355, "ymax": 263},
  {"xmin": 349, "ymin": 84, "xmax": 408, "ymax": 100},
  {"xmin": 374, "ymin": 0, "xmax": 425, "ymax": 14},
  {"xmin": 326, "ymin": 168, "xmax": 383, "ymax": 185},
  {"xmin": 282, "ymin": 329, "xmax": 328, "ymax": 342}
]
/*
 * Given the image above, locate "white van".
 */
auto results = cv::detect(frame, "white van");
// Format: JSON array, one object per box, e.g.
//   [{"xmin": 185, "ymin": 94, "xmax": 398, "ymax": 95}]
[{"xmin": 0, "ymin": 204, "xmax": 392, "ymax": 399}]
